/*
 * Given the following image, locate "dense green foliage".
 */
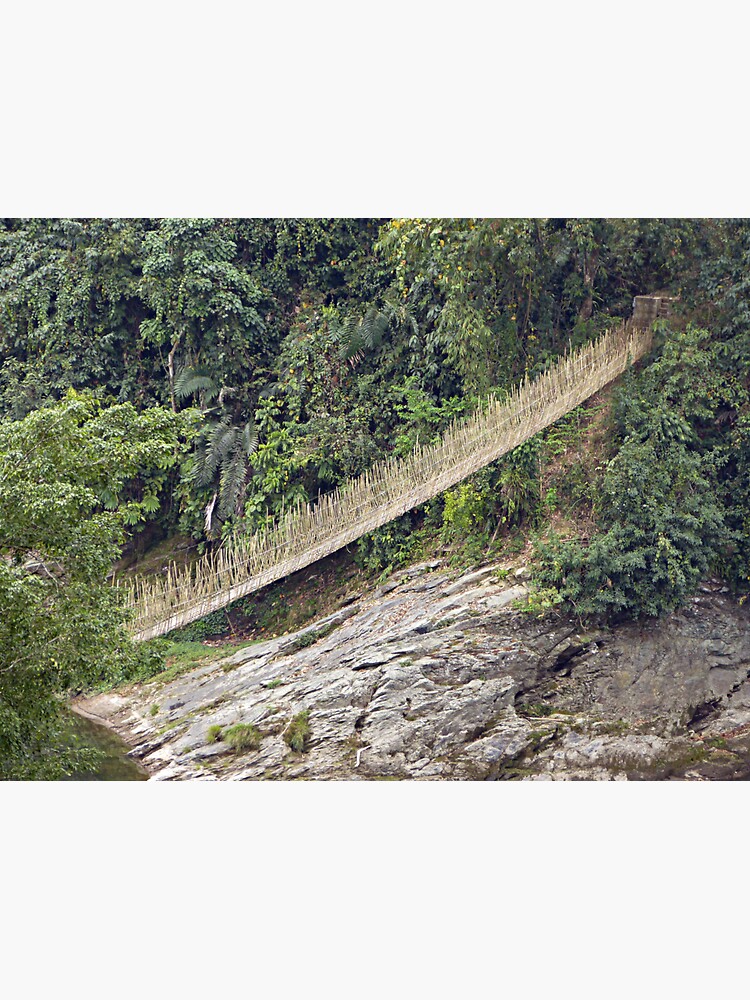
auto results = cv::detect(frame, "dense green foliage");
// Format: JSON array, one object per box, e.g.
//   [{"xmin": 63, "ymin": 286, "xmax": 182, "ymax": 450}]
[
  {"xmin": 0, "ymin": 394, "xmax": 192, "ymax": 777},
  {"xmin": 1, "ymin": 216, "xmax": 748, "ymax": 774},
  {"xmin": 534, "ymin": 368, "xmax": 727, "ymax": 617},
  {"xmin": 533, "ymin": 223, "xmax": 750, "ymax": 617},
  {"xmin": 0, "ymin": 217, "xmax": 700, "ymax": 541}
]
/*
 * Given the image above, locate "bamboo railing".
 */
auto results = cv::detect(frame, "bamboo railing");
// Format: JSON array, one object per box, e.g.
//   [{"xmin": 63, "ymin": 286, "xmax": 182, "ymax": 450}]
[{"xmin": 124, "ymin": 320, "xmax": 652, "ymax": 640}]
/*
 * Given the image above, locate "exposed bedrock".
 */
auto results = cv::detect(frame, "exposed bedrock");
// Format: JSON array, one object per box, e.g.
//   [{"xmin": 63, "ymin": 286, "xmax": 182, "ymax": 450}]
[{"xmin": 78, "ymin": 564, "xmax": 750, "ymax": 780}]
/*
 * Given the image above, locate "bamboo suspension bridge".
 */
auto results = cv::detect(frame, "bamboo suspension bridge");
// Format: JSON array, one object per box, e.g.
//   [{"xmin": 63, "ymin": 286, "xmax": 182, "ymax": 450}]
[{"xmin": 125, "ymin": 318, "xmax": 655, "ymax": 641}]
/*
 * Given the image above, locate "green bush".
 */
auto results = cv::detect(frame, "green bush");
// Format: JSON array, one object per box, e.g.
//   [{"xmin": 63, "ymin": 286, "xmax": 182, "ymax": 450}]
[
  {"xmin": 533, "ymin": 342, "xmax": 729, "ymax": 618},
  {"xmin": 514, "ymin": 585, "xmax": 563, "ymax": 617},
  {"xmin": 356, "ymin": 513, "xmax": 415, "ymax": 573},
  {"xmin": 442, "ymin": 481, "xmax": 492, "ymax": 538},
  {"xmin": 494, "ymin": 439, "xmax": 541, "ymax": 528},
  {"xmin": 168, "ymin": 609, "xmax": 230, "ymax": 642},
  {"xmin": 534, "ymin": 449, "xmax": 724, "ymax": 619}
]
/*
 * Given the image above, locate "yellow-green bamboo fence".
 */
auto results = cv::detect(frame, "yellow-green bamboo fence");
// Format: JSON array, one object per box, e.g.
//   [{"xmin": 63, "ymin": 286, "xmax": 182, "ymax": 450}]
[{"xmin": 123, "ymin": 320, "xmax": 652, "ymax": 640}]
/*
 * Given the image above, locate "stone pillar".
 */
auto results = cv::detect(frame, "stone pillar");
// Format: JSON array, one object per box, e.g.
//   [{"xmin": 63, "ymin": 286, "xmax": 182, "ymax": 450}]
[{"xmin": 632, "ymin": 295, "xmax": 677, "ymax": 329}]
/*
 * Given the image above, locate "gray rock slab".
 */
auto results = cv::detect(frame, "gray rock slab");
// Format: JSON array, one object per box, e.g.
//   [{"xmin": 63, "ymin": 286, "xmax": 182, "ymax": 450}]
[{"xmin": 80, "ymin": 574, "xmax": 750, "ymax": 781}]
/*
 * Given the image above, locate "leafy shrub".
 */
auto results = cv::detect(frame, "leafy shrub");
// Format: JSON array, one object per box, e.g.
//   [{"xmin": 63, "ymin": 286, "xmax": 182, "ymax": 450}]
[
  {"xmin": 284, "ymin": 710, "xmax": 311, "ymax": 753},
  {"xmin": 442, "ymin": 481, "xmax": 492, "ymax": 539},
  {"xmin": 390, "ymin": 376, "xmax": 466, "ymax": 458},
  {"xmin": 494, "ymin": 439, "xmax": 541, "ymax": 527},
  {"xmin": 439, "ymin": 446, "xmax": 540, "ymax": 553},
  {"xmin": 535, "ymin": 455, "xmax": 724, "ymax": 618},
  {"xmin": 514, "ymin": 585, "xmax": 563, "ymax": 616},
  {"xmin": 356, "ymin": 513, "xmax": 415, "ymax": 573},
  {"xmin": 223, "ymin": 723, "xmax": 262, "ymax": 752},
  {"xmin": 94, "ymin": 637, "xmax": 170, "ymax": 689},
  {"xmin": 533, "ymin": 351, "xmax": 728, "ymax": 618},
  {"xmin": 168, "ymin": 609, "xmax": 230, "ymax": 642}
]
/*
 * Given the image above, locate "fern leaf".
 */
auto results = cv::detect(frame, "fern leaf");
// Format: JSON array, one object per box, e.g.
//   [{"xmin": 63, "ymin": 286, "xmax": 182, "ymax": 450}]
[{"xmin": 360, "ymin": 305, "xmax": 388, "ymax": 349}]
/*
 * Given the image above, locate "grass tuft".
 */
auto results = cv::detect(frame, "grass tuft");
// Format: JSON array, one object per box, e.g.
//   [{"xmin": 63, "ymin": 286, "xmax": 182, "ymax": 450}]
[
  {"xmin": 284, "ymin": 710, "xmax": 311, "ymax": 753},
  {"xmin": 223, "ymin": 723, "xmax": 262, "ymax": 752}
]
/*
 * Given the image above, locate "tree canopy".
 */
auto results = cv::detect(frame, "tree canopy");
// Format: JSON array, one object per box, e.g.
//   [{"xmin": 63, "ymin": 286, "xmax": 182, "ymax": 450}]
[{"xmin": 0, "ymin": 394, "xmax": 193, "ymax": 778}]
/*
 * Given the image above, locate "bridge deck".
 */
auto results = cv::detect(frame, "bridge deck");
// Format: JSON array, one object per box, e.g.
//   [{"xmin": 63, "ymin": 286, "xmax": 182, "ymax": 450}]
[{"xmin": 126, "ymin": 321, "xmax": 653, "ymax": 641}]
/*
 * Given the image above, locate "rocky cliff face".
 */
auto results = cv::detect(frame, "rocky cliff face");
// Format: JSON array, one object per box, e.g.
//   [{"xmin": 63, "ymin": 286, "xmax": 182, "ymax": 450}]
[{"xmin": 78, "ymin": 561, "xmax": 750, "ymax": 780}]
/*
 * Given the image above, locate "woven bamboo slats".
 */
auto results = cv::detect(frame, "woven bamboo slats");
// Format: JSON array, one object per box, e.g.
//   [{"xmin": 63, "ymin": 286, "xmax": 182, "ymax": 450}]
[{"xmin": 124, "ymin": 321, "xmax": 652, "ymax": 641}]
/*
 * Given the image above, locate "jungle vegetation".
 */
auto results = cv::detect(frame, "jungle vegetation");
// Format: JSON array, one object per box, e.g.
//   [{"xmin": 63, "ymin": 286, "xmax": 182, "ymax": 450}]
[{"xmin": 0, "ymin": 217, "xmax": 748, "ymax": 776}]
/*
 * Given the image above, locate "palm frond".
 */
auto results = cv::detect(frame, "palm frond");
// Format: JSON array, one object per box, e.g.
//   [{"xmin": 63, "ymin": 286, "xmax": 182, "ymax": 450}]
[
  {"xmin": 218, "ymin": 444, "xmax": 250, "ymax": 519},
  {"xmin": 339, "ymin": 306, "xmax": 389, "ymax": 365},
  {"xmin": 194, "ymin": 417, "xmax": 237, "ymax": 486},
  {"xmin": 174, "ymin": 364, "xmax": 219, "ymax": 403},
  {"xmin": 241, "ymin": 419, "xmax": 259, "ymax": 456}
]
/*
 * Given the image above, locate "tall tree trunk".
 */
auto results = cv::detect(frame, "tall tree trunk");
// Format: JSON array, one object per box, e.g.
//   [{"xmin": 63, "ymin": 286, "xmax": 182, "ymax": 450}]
[
  {"xmin": 167, "ymin": 338, "xmax": 180, "ymax": 413},
  {"xmin": 578, "ymin": 248, "xmax": 600, "ymax": 323}
]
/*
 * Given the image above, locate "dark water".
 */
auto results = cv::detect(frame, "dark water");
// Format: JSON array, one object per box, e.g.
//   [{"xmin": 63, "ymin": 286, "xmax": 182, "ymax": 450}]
[{"xmin": 65, "ymin": 711, "xmax": 149, "ymax": 781}]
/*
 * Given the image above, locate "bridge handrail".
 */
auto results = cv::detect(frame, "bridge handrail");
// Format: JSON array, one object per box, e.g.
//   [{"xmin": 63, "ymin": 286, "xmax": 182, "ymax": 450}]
[{"xmin": 123, "ymin": 320, "xmax": 652, "ymax": 641}]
